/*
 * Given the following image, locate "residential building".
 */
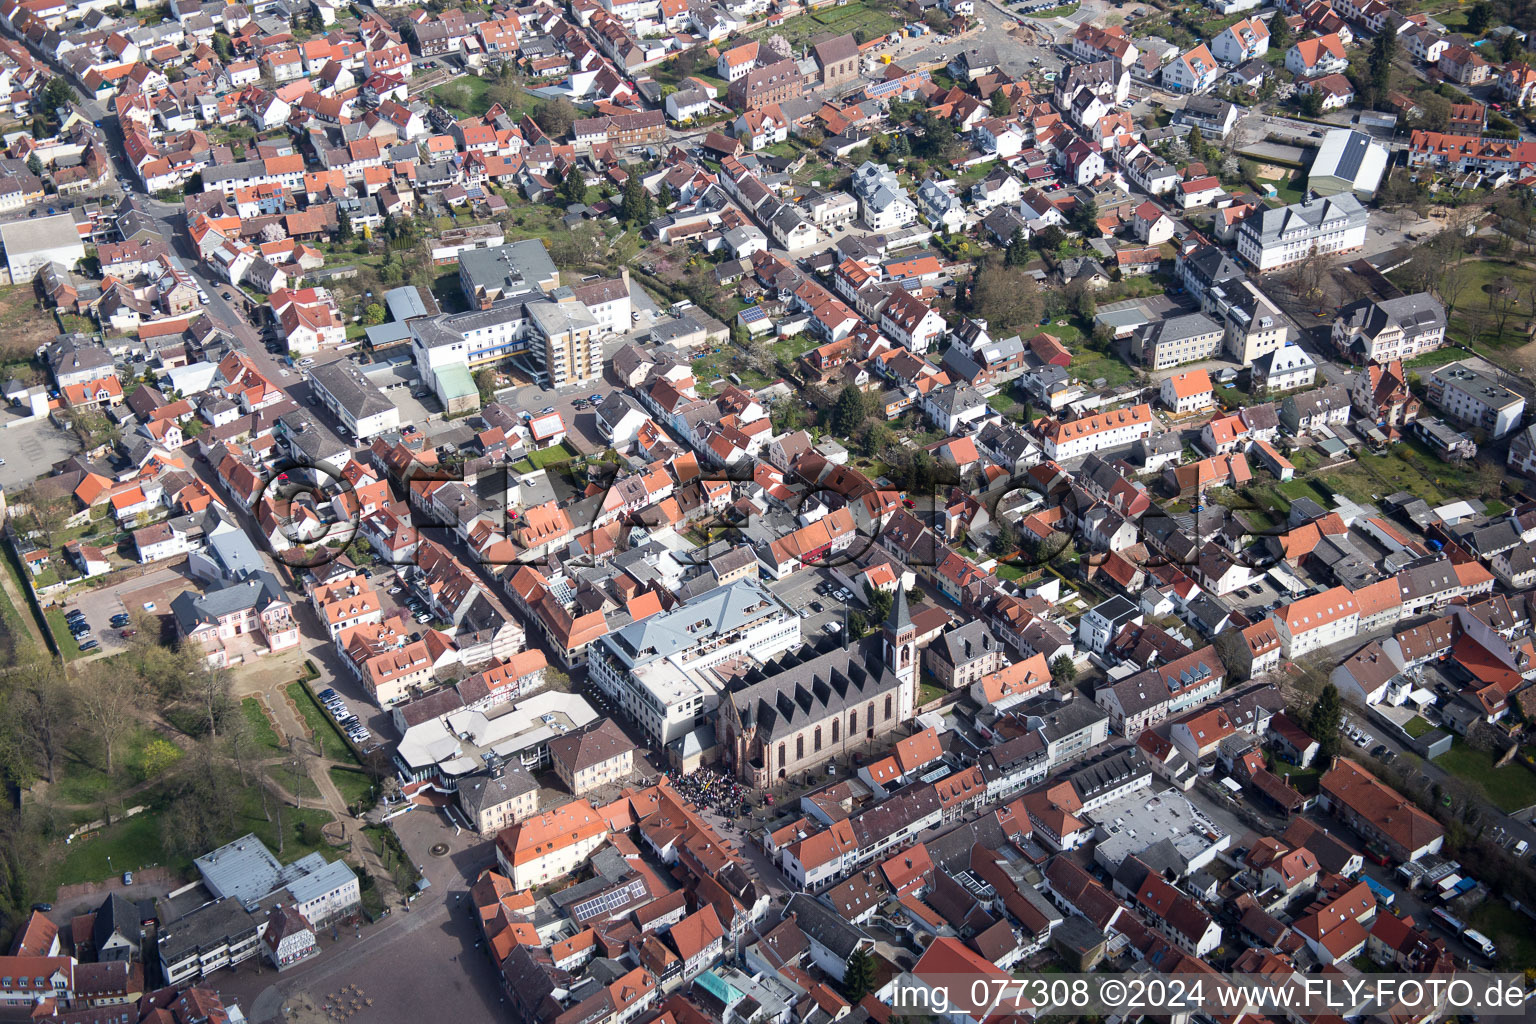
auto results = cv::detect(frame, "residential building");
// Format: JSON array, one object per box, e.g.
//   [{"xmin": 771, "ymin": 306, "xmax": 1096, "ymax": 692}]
[{"xmin": 1425, "ymin": 360, "xmax": 1526, "ymax": 438}]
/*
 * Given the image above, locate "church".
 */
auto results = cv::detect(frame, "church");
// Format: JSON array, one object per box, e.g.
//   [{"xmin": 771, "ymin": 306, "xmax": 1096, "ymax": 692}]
[{"xmin": 719, "ymin": 589, "xmax": 918, "ymax": 788}]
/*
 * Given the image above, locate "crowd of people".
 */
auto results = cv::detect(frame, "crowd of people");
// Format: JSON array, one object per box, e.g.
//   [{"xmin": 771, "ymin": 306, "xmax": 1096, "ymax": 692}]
[{"xmin": 676, "ymin": 767, "xmax": 748, "ymax": 820}]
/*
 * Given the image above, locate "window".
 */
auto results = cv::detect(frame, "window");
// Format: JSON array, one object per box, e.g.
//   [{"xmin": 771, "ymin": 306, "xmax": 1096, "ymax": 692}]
[
  {"xmin": 779, "ymin": 743, "xmax": 786, "ymax": 768},
  {"xmin": 796, "ymin": 736, "xmax": 804, "ymax": 761},
  {"xmin": 885, "ymin": 694, "xmax": 893, "ymax": 720},
  {"xmin": 814, "ymin": 727, "xmax": 822, "ymax": 753},
  {"xmin": 832, "ymin": 719, "xmax": 840, "ymax": 744},
  {"xmin": 850, "ymin": 709, "xmax": 858, "ymax": 734}
]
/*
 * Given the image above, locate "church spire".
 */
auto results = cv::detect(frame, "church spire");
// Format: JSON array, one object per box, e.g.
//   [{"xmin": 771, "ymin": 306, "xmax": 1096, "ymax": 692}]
[{"xmin": 885, "ymin": 583, "xmax": 912, "ymax": 635}]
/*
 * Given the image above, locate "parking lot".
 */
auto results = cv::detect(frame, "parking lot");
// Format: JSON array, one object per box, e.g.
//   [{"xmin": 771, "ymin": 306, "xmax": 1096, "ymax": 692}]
[
  {"xmin": 53, "ymin": 563, "xmax": 196, "ymax": 654},
  {"xmin": 767, "ymin": 565, "xmax": 870, "ymax": 643},
  {"xmin": 0, "ymin": 418, "xmax": 81, "ymax": 494}
]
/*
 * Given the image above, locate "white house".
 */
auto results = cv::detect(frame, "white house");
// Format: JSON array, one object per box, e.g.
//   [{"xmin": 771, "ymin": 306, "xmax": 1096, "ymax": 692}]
[{"xmin": 1210, "ymin": 17, "xmax": 1269, "ymax": 65}]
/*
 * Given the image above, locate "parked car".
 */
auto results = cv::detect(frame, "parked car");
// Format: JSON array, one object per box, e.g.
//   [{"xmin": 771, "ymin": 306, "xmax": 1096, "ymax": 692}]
[
  {"xmin": 122, "ymin": 871, "xmax": 132, "ymax": 886},
  {"xmin": 78, "ymin": 640, "xmax": 98, "ymax": 651}
]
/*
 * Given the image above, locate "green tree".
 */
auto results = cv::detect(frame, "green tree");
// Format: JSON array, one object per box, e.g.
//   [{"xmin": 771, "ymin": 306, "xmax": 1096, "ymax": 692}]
[
  {"xmin": 363, "ymin": 303, "xmax": 386, "ymax": 325},
  {"xmin": 1050, "ymin": 655, "xmax": 1077, "ymax": 685},
  {"xmin": 25, "ymin": 153, "xmax": 41, "ymax": 177},
  {"xmin": 560, "ymin": 168, "xmax": 588, "ymax": 206},
  {"xmin": 1268, "ymin": 11, "xmax": 1291, "ymax": 49},
  {"xmin": 1071, "ymin": 196, "xmax": 1099, "ymax": 236},
  {"xmin": 831, "ymin": 384, "xmax": 868, "ymax": 437},
  {"xmin": 1297, "ymin": 88, "xmax": 1324, "ymax": 117},
  {"xmin": 843, "ymin": 946, "xmax": 876, "ymax": 1002},
  {"xmin": 1466, "ymin": 1, "xmax": 1492, "ymax": 34},
  {"xmin": 473, "ymin": 369, "xmax": 496, "ymax": 403},
  {"xmin": 1309, "ymin": 683, "xmax": 1343, "ymax": 760},
  {"xmin": 1368, "ymin": 29, "xmax": 1396, "ymax": 97},
  {"xmin": 336, "ymin": 208, "xmax": 353, "ymax": 242},
  {"xmin": 865, "ymin": 584, "xmax": 893, "ymax": 626},
  {"xmin": 136, "ymin": 738, "xmax": 183, "ymax": 781},
  {"xmin": 533, "ymin": 97, "xmax": 579, "ymax": 138},
  {"xmin": 620, "ymin": 174, "xmax": 651, "ymax": 226},
  {"xmin": 906, "ymin": 585, "xmax": 925, "ymax": 606},
  {"xmin": 1005, "ymin": 227, "xmax": 1030, "ymax": 267},
  {"xmin": 992, "ymin": 518, "xmax": 1019, "ymax": 557},
  {"xmin": 990, "ymin": 89, "xmax": 1013, "ymax": 116},
  {"xmin": 965, "ymin": 263, "xmax": 1045, "ymax": 333},
  {"xmin": 848, "ymin": 610, "xmax": 868, "ymax": 637}
]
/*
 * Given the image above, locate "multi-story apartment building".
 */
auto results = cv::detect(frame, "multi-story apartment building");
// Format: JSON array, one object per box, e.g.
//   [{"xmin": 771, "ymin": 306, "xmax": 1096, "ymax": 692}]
[
  {"xmin": 1331, "ymin": 292, "xmax": 1446, "ymax": 364},
  {"xmin": 308, "ymin": 358, "xmax": 400, "ymax": 442},
  {"xmin": 1425, "ymin": 361, "xmax": 1526, "ymax": 438},
  {"xmin": 1210, "ymin": 278, "xmax": 1287, "ymax": 365},
  {"xmin": 1235, "ymin": 193, "xmax": 1368, "ymax": 272},
  {"xmin": 1406, "ymin": 131, "xmax": 1536, "ymax": 176},
  {"xmin": 1136, "ymin": 312, "xmax": 1223, "ymax": 369},
  {"xmin": 1032, "ymin": 404, "xmax": 1155, "ymax": 460},
  {"xmin": 728, "ymin": 59, "xmax": 804, "ymax": 110},
  {"xmin": 1210, "ymin": 16, "xmax": 1268, "ymax": 63},
  {"xmin": 1273, "ymin": 585, "xmax": 1359, "ymax": 658}
]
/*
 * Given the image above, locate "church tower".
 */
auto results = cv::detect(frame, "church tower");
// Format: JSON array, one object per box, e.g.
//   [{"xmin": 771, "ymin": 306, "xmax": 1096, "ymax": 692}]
[{"xmin": 883, "ymin": 585, "xmax": 918, "ymax": 721}]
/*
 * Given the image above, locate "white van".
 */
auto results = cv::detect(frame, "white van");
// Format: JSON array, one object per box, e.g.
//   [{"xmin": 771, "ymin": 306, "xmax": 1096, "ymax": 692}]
[
  {"xmin": 1461, "ymin": 928, "xmax": 1497, "ymax": 959},
  {"xmin": 1514, "ymin": 840, "xmax": 1529, "ymax": 857}
]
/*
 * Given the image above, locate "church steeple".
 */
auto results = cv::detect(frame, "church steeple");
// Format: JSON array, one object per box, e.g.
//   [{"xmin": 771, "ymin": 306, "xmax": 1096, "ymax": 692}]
[
  {"xmin": 883, "ymin": 584, "xmax": 917, "ymax": 721},
  {"xmin": 885, "ymin": 583, "xmax": 913, "ymax": 636}
]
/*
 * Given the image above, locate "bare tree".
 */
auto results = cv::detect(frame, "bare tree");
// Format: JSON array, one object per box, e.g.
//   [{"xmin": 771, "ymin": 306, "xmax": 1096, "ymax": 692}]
[
  {"xmin": 73, "ymin": 664, "xmax": 139, "ymax": 775},
  {"xmin": 14, "ymin": 486, "xmax": 72, "ymax": 550},
  {"xmin": 1437, "ymin": 258, "xmax": 1472, "ymax": 319},
  {"xmin": 17, "ymin": 660, "xmax": 73, "ymax": 784},
  {"xmin": 202, "ymin": 661, "xmax": 230, "ymax": 738},
  {"xmin": 1490, "ymin": 274, "xmax": 1519, "ymax": 341}
]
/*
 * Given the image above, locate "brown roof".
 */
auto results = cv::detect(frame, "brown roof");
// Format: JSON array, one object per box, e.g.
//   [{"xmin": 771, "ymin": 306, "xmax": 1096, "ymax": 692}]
[{"xmin": 548, "ymin": 718, "xmax": 635, "ymax": 775}]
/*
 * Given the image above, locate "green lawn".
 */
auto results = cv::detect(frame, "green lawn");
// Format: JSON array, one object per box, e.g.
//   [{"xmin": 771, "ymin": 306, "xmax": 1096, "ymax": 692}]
[
  {"xmin": 330, "ymin": 767, "xmax": 375, "ymax": 809},
  {"xmin": 53, "ymin": 812, "xmax": 169, "ymax": 887},
  {"xmin": 285, "ymin": 682, "xmax": 360, "ymax": 765},
  {"xmin": 773, "ymin": 332, "xmax": 820, "ymax": 362},
  {"xmin": 1404, "ymin": 715, "xmax": 1432, "ymax": 739},
  {"xmin": 1389, "ymin": 258, "xmax": 1536, "ymax": 353},
  {"xmin": 51, "ymin": 783, "xmax": 336, "ymax": 889},
  {"xmin": 50, "ymin": 728, "xmax": 162, "ymax": 809},
  {"xmin": 527, "ymin": 441, "xmax": 577, "ymax": 469},
  {"xmin": 749, "ymin": 0, "xmax": 903, "ymax": 48},
  {"xmin": 1257, "ymin": 172, "xmax": 1305, "ymax": 207},
  {"xmin": 45, "ymin": 608, "xmax": 90, "ymax": 661},
  {"xmin": 1434, "ymin": 738, "xmax": 1536, "ymax": 813},
  {"xmin": 1308, "ymin": 437, "xmax": 1506, "ymax": 507},
  {"xmin": 1468, "ymin": 901, "xmax": 1536, "ymax": 972},
  {"xmin": 918, "ymin": 682, "xmax": 947, "ymax": 705},
  {"xmin": 268, "ymin": 762, "xmax": 321, "ymax": 801},
  {"xmin": 429, "ymin": 77, "xmax": 496, "ymax": 118},
  {"xmin": 242, "ymin": 697, "xmax": 284, "ymax": 754}
]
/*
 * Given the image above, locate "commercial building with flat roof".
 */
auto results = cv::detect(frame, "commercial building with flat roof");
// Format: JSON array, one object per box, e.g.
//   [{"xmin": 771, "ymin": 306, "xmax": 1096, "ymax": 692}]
[
  {"xmin": 588, "ymin": 579, "xmax": 801, "ymax": 748},
  {"xmin": 0, "ymin": 213, "xmax": 85, "ymax": 282},
  {"xmin": 459, "ymin": 239, "xmax": 559, "ymax": 308}
]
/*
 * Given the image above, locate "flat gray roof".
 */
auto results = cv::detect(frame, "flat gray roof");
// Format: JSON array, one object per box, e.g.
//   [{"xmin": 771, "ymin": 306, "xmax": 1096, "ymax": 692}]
[{"xmin": 0, "ymin": 213, "xmax": 83, "ymax": 255}]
